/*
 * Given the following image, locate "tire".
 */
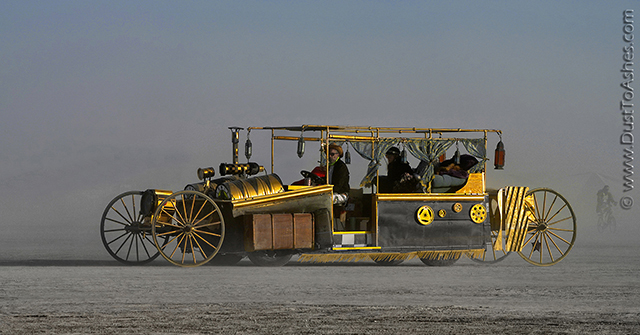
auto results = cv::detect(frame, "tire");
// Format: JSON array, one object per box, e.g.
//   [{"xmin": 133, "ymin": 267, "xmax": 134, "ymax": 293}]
[{"xmin": 420, "ymin": 255, "xmax": 460, "ymax": 266}]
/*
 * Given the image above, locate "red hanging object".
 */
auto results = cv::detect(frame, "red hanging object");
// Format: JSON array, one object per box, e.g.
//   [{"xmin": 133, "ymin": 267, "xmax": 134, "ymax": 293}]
[{"xmin": 494, "ymin": 140, "xmax": 505, "ymax": 169}]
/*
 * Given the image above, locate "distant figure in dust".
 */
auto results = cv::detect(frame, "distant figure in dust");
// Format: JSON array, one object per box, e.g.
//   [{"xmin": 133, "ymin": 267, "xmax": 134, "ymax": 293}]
[{"xmin": 596, "ymin": 185, "xmax": 617, "ymax": 215}]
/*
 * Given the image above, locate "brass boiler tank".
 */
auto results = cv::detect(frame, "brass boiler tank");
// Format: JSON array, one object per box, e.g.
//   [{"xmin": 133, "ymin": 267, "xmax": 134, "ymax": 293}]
[{"xmin": 215, "ymin": 174, "xmax": 284, "ymax": 200}]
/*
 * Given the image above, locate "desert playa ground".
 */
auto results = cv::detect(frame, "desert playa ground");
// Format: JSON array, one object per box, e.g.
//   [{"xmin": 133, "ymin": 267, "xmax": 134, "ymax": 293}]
[{"xmin": 1, "ymin": 241, "xmax": 638, "ymax": 334}]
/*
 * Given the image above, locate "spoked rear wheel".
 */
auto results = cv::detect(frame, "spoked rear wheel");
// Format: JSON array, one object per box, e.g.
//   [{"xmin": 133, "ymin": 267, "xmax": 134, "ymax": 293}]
[
  {"xmin": 151, "ymin": 190, "xmax": 225, "ymax": 267},
  {"xmin": 100, "ymin": 191, "xmax": 163, "ymax": 265},
  {"xmin": 518, "ymin": 188, "xmax": 577, "ymax": 266}
]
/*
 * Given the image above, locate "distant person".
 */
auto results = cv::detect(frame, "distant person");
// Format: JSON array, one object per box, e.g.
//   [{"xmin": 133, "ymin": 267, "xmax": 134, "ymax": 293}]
[
  {"xmin": 596, "ymin": 185, "xmax": 617, "ymax": 215},
  {"xmin": 596, "ymin": 185, "xmax": 618, "ymax": 232}
]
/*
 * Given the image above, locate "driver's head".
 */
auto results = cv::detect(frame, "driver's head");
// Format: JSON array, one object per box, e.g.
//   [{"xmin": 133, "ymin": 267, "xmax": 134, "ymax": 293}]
[{"xmin": 328, "ymin": 143, "xmax": 343, "ymax": 164}]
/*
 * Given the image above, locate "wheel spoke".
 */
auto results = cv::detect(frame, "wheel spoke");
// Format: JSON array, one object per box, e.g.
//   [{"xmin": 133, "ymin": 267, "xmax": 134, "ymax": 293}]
[
  {"xmin": 193, "ymin": 210, "xmax": 216, "ymax": 226},
  {"xmin": 192, "ymin": 231, "xmax": 218, "ymax": 250},
  {"xmin": 114, "ymin": 233, "xmax": 134, "ymax": 254},
  {"xmin": 543, "ymin": 233, "xmax": 554, "ymax": 263},
  {"xmin": 546, "ymin": 214, "xmax": 572, "ymax": 227},
  {"xmin": 110, "ymin": 207, "xmax": 134, "ymax": 225},
  {"xmin": 118, "ymin": 198, "xmax": 134, "ymax": 224},
  {"xmin": 194, "ymin": 219, "xmax": 221, "ymax": 229},
  {"xmin": 546, "ymin": 232, "xmax": 566, "ymax": 257},
  {"xmin": 547, "ymin": 226, "xmax": 574, "ymax": 233},
  {"xmin": 156, "ymin": 219, "xmax": 184, "ymax": 230},
  {"xmin": 545, "ymin": 203, "xmax": 568, "ymax": 225},
  {"xmin": 192, "ymin": 229, "xmax": 222, "ymax": 238},
  {"xmin": 533, "ymin": 193, "xmax": 543, "ymax": 222},
  {"xmin": 104, "ymin": 227, "xmax": 127, "ymax": 234},
  {"xmin": 546, "ymin": 229, "xmax": 572, "ymax": 245},
  {"xmin": 126, "ymin": 233, "xmax": 135, "ymax": 261},
  {"xmin": 543, "ymin": 193, "xmax": 558, "ymax": 222},
  {"xmin": 105, "ymin": 217, "xmax": 130, "ymax": 227},
  {"xmin": 169, "ymin": 234, "xmax": 186, "ymax": 258},
  {"xmin": 136, "ymin": 234, "xmax": 153, "ymax": 260},
  {"xmin": 172, "ymin": 198, "xmax": 189, "ymax": 226},
  {"xmin": 190, "ymin": 234, "xmax": 209, "ymax": 259},
  {"xmin": 522, "ymin": 230, "xmax": 536, "ymax": 246},
  {"xmin": 192, "ymin": 197, "xmax": 208, "ymax": 223}
]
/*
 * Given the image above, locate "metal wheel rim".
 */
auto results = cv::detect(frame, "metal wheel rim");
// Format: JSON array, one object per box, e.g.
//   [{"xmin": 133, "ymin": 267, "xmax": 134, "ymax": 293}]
[
  {"xmin": 469, "ymin": 229, "xmax": 511, "ymax": 264},
  {"xmin": 517, "ymin": 188, "xmax": 577, "ymax": 266},
  {"xmin": 151, "ymin": 190, "xmax": 225, "ymax": 267},
  {"xmin": 100, "ymin": 191, "xmax": 162, "ymax": 265}
]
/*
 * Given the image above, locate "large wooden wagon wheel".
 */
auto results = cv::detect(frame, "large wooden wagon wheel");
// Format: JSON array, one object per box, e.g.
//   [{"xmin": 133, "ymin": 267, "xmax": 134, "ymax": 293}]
[
  {"xmin": 100, "ymin": 191, "xmax": 163, "ymax": 265},
  {"xmin": 151, "ymin": 190, "xmax": 225, "ymax": 267},
  {"xmin": 518, "ymin": 188, "xmax": 577, "ymax": 266}
]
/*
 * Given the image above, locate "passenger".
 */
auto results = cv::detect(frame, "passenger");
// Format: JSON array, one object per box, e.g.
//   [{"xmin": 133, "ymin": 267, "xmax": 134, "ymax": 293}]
[
  {"xmin": 431, "ymin": 154, "xmax": 478, "ymax": 193},
  {"xmin": 380, "ymin": 147, "xmax": 415, "ymax": 193},
  {"xmin": 327, "ymin": 143, "xmax": 350, "ymax": 205},
  {"xmin": 327, "ymin": 143, "xmax": 350, "ymax": 231}
]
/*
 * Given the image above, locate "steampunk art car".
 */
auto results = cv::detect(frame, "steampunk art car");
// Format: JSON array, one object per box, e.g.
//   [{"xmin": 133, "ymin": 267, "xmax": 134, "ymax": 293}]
[{"xmin": 100, "ymin": 125, "xmax": 576, "ymax": 267}]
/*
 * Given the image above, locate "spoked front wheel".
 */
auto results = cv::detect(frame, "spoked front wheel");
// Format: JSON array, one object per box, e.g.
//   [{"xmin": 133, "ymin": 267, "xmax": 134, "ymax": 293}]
[
  {"xmin": 151, "ymin": 190, "xmax": 225, "ymax": 267},
  {"xmin": 100, "ymin": 191, "xmax": 163, "ymax": 265},
  {"xmin": 518, "ymin": 188, "xmax": 577, "ymax": 266}
]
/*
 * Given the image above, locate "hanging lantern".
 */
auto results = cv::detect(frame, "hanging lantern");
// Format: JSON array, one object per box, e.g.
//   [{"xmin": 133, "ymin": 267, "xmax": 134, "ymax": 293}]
[
  {"xmin": 229, "ymin": 127, "xmax": 242, "ymax": 164},
  {"xmin": 344, "ymin": 145, "xmax": 351, "ymax": 164},
  {"xmin": 297, "ymin": 131, "xmax": 305, "ymax": 158},
  {"xmin": 439, "ymin": 153, "xmax": 446, "ymax": 163},
  {"xmin": 244, "ymin": 135, "xmax": 252, "ymax": 160},
  {"xmin": 494, "ymin": 140, "xmax": 505, "ymax": 170}
]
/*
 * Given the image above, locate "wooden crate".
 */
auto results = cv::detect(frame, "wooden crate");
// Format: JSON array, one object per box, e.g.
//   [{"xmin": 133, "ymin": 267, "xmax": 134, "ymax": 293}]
[
  {"xmin": 244, "ymin": 213, "xmax": 314, "ymax": 252},
  {"xmin": 244, "ymin": 214, "xmax": 272, "ymax": 252},
  {"xmin": 273, "ymin": 213, "xmax": 294, "ymax": 249},
  {"xmin": 293, "ymin": 213, "xmax": 313, "ymax": 249}
]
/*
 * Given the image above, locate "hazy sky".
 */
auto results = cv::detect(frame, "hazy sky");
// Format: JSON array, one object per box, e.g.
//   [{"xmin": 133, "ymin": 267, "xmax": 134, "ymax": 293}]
[{"xmin": 1, "ymin": 1, "xmax": 637, "ymax": 259}]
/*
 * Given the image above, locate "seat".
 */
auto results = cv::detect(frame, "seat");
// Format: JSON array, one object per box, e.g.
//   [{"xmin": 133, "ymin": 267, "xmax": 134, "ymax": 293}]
[{"xmin": 455, "ymin": 173, "xmax": 485, "ymax": 194}]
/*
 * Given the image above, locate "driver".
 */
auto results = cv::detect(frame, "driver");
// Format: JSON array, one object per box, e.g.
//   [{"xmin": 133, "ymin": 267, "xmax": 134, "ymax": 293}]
[{"xmin": 327, "ymin": 143, "xmax": 350, "ymax": 205}]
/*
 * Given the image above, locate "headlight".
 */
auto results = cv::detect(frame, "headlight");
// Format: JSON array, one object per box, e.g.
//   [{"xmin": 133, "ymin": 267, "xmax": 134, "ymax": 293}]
[{"xmin": 197, "ymin": 167, "xmax": 216, "ymax": 180}]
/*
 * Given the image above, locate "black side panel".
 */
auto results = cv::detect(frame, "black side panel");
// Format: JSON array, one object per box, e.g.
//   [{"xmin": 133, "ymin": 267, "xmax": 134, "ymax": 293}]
[
  {"xmin": 377, "ymin": 200, "xmax": 489, "ymax": 249},
  {"xmin": 217, "ymin": 202, "xmax": 246, "ymax": 253}
]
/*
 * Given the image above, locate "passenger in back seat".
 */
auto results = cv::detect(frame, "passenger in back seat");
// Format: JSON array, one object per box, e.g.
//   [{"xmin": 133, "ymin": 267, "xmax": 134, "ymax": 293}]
[{"xmin": 431, "ymin": 154, "xmax": 478, "ymax": 193}]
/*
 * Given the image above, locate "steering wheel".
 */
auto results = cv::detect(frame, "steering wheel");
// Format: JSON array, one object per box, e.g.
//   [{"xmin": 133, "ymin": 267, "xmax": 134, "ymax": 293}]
[{"xmin": 300, "ymin": 170, "xmax": 325, "ymax": 185}]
